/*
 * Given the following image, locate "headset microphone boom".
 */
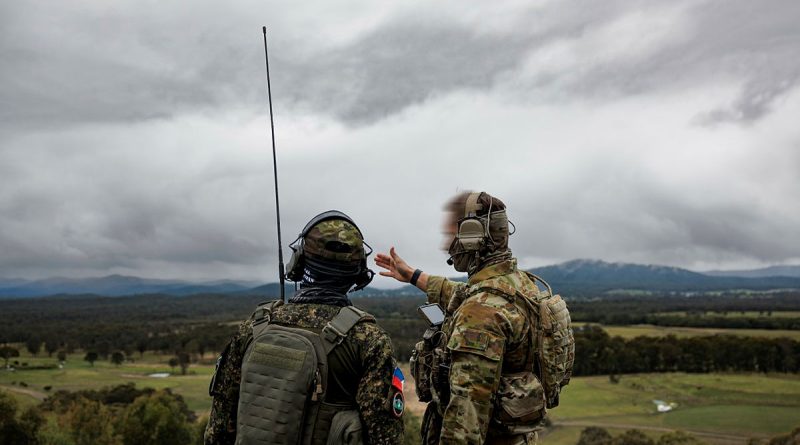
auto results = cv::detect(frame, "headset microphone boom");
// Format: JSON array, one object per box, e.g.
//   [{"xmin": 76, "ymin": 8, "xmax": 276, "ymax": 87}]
[{"xmin": 262, "ymin": 26, "xmax": 286, "ymax": 302}]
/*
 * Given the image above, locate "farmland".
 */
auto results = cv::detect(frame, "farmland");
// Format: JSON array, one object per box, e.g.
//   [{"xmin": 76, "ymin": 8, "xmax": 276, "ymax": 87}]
[
  {"xmin": 2, "ymin": 292, "xmax": 800, "ymax": 444},
  {"xmin": 4, "ymin": 348, "xmax": 800, "ymax": 444},
  {"xmin": 572, "ymin": 322, "xmax": 800, "ymax": 340}
]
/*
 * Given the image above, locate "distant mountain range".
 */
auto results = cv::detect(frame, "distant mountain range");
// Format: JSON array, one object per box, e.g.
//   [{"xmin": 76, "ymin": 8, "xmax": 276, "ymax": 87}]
[
  {"xmin": 0, "ymin": 275, "xmax": 259, "ymax": 298},
  {"xmin": 2, "ymin": 260, "xmax": 799, "ymax": 298},
  {"xmin": 703, "ymin": 265, "xmax": 800, "ymax": 279},
  {"xmin": 529, "ymin": 259, "xmax": 800, "ymax": 294}
]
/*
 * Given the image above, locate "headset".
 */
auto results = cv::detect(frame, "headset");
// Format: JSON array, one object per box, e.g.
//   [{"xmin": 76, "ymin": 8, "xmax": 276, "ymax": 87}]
[
  {"xmin": 285, "ymin": 210, "xmax": 375, "ymax": 292},
  {"xmin": 447, "ymin": 192, "xmax": 509, "ymax": 265}
]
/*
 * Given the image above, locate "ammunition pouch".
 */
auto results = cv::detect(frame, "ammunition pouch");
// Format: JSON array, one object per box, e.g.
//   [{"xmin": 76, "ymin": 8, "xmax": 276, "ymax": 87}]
[
  {"xmin": 410, "ymin": 341, "xmax": 433, "ymax": 402},
  {"xmin": 491, "ymin": 371, "xmax": 546, "ymax": 434},
  {"xmin": 410, "ymin": 327, "xmax": 450, "ymax": 406}
]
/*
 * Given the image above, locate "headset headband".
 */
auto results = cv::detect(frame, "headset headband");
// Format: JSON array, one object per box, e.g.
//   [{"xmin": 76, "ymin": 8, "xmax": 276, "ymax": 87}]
[
  {"xmin": 297, "ymin": 210, "xmax": 364, "ymax": 240},
  {"xmin": 464, "ymin": 192, "xmax": 482, "ymax": 218}
]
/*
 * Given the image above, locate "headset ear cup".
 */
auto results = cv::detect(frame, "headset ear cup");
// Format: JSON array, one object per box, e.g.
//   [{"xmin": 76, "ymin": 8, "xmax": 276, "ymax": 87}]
[
  {"xmin": 285, "ymin": 246, "xmax": 305, "ymax": 282},
  {"xmin": 457, "ymin": 218, "xmax": 486, "ymax": 252},
  {"xmin": 351, "ymin": 261, "xmax": 375, "ymax": 292}
]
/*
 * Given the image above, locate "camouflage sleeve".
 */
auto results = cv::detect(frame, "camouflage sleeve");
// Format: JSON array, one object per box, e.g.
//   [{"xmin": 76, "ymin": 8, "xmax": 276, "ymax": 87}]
[
  {"xmin": 426, "ymin": 275, "xmax": 468, "ymax": 313},
  {"xmin": 204, "ymin": 318, "xmax": 253, "ymax": 445},
  {"xmin": 354, "ymin": 323, "xmax": 404, "ymax": 445},
  {"xmin": 439, "ymin": 297, "xmax": 511, "ymax": 445}
]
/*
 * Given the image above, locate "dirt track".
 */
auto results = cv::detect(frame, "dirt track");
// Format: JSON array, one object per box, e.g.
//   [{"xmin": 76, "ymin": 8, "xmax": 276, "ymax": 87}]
[
  {"xmin": 1, "ymin": 384, "xmax": 48, "ymax": 401},
  {"xmin": 547, "ymin": 420, "xmax": 772, "ymax": 444}
]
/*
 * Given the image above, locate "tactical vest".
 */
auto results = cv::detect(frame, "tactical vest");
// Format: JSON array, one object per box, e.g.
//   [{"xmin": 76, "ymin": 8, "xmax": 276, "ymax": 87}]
[{"xmin": 236, "ymin": 301, "xmax": 374, "ymax": 445}]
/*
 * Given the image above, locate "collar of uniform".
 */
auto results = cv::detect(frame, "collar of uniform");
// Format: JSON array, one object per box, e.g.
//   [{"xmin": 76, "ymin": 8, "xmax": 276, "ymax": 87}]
[{"xmin": 468, "ymin": 258, "xmax": 517, "ymax": 285}]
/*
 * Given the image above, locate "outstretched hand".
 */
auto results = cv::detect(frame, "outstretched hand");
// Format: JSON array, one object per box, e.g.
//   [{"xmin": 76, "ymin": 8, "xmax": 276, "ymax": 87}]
[{"xmin": 374, "ymin": 247, "xmax": 414, "ymax": 283}]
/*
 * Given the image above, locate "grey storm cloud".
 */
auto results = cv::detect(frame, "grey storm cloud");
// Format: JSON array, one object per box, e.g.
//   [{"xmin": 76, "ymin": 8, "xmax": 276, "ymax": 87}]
[
  {"xmin": 3, "ymin": 0, "xmax": 799, "ymax": 128},
  {"xmin": 1, "ymin": 0, "xmax": 799, "ymax": 282}
]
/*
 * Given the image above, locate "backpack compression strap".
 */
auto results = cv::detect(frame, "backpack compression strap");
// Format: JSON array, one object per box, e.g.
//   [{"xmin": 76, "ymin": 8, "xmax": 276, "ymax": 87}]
[{"xmin": 321, "ymin": 306, "xmax": 376, "ymax": 354}]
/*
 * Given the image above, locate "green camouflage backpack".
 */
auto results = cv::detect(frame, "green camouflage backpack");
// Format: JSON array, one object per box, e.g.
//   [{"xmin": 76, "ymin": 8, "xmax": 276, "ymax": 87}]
[
  {"xmin": 524, "ymin": 272, "xmax": 574, "ymax": 408},
  {"xmin": 236, "ymin": 301, "xmax": 374, "ymax": 445},
  {"xmin": 473, "ymin": 272, "xmax": 575, "ymax": 409}
]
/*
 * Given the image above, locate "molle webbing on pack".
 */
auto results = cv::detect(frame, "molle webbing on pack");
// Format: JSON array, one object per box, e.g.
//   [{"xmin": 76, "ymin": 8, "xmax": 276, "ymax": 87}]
[{"xmin": 236, "ymin": 303, "xmax": 373, "ymax": 445}]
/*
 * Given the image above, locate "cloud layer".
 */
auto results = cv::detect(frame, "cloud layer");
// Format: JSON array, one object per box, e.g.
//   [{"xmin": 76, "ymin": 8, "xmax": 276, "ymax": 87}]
[{"xmin": 1, "ymin": 0, "xmax": 799, "ymax": 284}]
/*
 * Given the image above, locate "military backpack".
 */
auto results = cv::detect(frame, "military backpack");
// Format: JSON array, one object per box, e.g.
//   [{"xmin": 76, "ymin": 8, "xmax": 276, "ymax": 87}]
[
  {"xmin": 236, "ymin": 301, "xmax": 374, "ymax": 445},
  {"xmin": 473, "ymin": 272, "xmax": 575, "ymax": 410}
]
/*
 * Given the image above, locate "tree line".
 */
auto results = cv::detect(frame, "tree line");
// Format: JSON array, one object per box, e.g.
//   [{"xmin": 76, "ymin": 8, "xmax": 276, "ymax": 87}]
[
  {"xmin": 568, "ymin": 293, "xmax": 800, "ymax": 330},
  {"xmin": 2, "ymin": 293, "xmax": 800, "ymax": 368},
  {"xmin": 574, "ymin": 325, "xmax": 800, "ymax": 376}
]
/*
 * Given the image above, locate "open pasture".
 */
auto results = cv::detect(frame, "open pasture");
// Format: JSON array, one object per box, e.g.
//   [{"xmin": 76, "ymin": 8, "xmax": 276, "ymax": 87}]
[
  {"xmin": 544, "ymin": 373, "xmax": 800, "ymax": 444},
  {"xmin": 572, "ymin": 322, "xmax": 800, "ymax": 340},
  {"xmin": 0, "ymin": 350, "xmax": 215, "ymax": 414}
]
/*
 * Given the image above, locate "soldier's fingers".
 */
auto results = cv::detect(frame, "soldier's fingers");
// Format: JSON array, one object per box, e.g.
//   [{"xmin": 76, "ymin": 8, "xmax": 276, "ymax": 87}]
[
  {"xmin": 375, "ymin": 254, "xmax": 392, "ymax": 265},
  {"xmin": 379, "ymin": 271, "xmax": 395, "ymax": 277},
  {"xmin": 389, "ymin": 247, "xmax": 402, "ymax": 261}
]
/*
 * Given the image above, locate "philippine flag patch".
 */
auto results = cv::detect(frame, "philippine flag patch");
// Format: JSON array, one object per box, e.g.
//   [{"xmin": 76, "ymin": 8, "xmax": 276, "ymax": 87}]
[{"xmin": 392, "ymin": 366, "xmax": 405, "ymax": 392}]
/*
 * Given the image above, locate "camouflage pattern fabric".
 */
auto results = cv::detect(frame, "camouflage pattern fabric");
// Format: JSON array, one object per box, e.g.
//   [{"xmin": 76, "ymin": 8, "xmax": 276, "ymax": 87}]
[
  {"xmin": 424, "ymin": 259, "xmax": 542, "ymax": 445},
  {"xmin": 304, "ymin": 219, "xmax": 365, "ymax": 262},
  {"xmin": 204, "ymin": 303, "xmax": 403, "ymax": 445}
]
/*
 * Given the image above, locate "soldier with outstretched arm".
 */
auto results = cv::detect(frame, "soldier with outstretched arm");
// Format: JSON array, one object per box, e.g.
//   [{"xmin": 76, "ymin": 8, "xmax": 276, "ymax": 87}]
[{"xmin": 376, "ymin": 191, "xmax": 574, "ymax": 445}]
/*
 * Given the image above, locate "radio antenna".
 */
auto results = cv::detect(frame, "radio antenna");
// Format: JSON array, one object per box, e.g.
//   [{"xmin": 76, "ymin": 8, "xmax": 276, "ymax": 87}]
[{"xmin": 262, "ymin": 26, "xmax": 285, "ymax": 301}]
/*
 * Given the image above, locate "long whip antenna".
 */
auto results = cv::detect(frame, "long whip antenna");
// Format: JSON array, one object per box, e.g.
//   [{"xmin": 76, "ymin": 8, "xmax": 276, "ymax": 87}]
[{"xmin": 262, "ymin": 26, "xmax": 285, "ymax": 301}]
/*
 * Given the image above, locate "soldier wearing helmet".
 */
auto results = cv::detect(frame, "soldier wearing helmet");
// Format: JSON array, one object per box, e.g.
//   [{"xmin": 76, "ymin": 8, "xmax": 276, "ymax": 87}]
[
  {"xmin": 376, "ymin": 192, "xmax": 574, "ymax": 445},
  {"xmin": 205, "ymin": 211, "xmax": 404, "ymax": 445}
]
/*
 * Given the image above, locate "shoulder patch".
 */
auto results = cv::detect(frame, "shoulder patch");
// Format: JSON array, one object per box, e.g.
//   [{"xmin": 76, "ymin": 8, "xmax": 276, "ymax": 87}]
[{"xmin": 447, "ymin": 326, "xmax": 504, "ymax": 361}]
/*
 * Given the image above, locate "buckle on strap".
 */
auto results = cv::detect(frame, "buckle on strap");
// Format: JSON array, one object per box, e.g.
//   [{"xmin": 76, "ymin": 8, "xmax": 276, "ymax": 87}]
[
  {"xmin": 322, "ymin": 324, "xmax": 346, "ymax": 345},
  {"xmin": 323, "ymin": 306, "xmax": 369, "ymax": 346}
]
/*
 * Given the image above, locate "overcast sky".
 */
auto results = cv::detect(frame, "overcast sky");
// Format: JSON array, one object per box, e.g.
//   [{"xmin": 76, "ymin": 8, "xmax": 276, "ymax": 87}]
[{"xmin": 1, "ymin": 0, "xmax": 799, "ymax": 286}]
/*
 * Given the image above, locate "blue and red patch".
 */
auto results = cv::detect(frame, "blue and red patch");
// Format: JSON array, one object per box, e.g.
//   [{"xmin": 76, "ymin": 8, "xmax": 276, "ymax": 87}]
[
  {"xmin": 391, "ymin": 366, "xmax": 405, "ymax": 417},
  {"xmin": 392, "ymin": 366, "xmax": 405, "ymax": 392}
]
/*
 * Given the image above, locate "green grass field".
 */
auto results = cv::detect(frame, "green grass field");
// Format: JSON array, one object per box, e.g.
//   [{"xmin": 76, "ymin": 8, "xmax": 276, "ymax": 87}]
[
  {"xmin": 546, "ymin": 373, "xmax": 800, "ymax": 443},
  {"xmin": 572, "ymin": 322, "xmax": 800, "ymax": 340},
  {"xmin": 4, "ymin": 343, "xmax": 800, "ymax": 445},
  {"xmin": 1, "ymin": 351, "xmax": 216, "ymax": 415}
]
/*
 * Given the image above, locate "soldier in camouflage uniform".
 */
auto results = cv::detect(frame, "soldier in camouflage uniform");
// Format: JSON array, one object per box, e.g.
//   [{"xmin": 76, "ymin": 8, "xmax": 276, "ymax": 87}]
[
  {"xmin": 376, "ymin": 192, "xmax": 558, "ymax": 445},
  {"xmin": 205, "ymin": 212, "xmax": 404, "ymax": 445}
]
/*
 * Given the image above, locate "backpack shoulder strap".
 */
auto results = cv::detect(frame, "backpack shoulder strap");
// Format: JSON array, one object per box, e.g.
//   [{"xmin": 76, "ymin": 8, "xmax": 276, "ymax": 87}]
[
  {"xmin": 250, "ymin": 300, "xmax": 283, "ymax": 337},
  {"xmin": 522, "ymin": 271, "xmax": 553, "ymax": 298},
  {"xmin": 321, "ymin": 306, "xmax": 376, "ymax": 353}
]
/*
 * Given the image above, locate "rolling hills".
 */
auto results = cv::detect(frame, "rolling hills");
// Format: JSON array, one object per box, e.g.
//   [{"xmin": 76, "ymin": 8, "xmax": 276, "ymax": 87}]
[{"xmin": 2, "ymin": 259, "xmax": 799, "ymax": 298}]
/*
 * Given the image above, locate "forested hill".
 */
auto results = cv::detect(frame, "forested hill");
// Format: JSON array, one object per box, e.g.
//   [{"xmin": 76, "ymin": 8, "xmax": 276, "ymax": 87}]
[
  {"xmin": 529, "ymin": 259, "xmax": 800, "ymax": 295},
  {"xmin": 2, "ymin": 259, "xmax": 800, "ymax": 298}
]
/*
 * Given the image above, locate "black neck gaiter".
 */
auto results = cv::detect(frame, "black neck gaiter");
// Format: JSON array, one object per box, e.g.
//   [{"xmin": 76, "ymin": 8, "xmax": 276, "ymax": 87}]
[{"xmin": 289, "ymin": 286, "xmax": 352, "ymax": 307}]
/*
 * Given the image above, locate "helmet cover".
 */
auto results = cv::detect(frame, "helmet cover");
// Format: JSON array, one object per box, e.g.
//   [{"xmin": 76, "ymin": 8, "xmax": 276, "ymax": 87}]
[{"xmin": 303, "ymin": 219, "xmax": 365, "ymax": 263}]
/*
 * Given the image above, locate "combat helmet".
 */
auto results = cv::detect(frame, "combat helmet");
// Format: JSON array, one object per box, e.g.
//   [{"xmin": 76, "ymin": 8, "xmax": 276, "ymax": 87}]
[{"xmin": 285, "ymin": 210, "xmax": 374, "ymax": 291}]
